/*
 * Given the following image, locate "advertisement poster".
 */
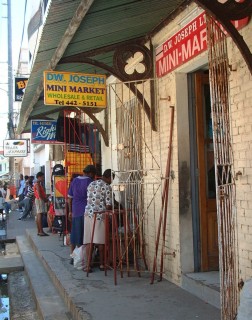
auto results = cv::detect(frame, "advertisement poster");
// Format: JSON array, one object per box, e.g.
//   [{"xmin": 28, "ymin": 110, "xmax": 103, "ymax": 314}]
[
  {"xmin": 44, "ymin": 71, "xmax": 107, "ymax": 108},
  {"xmin": 14, "ymin": 77, "xmax": 28, "ymax": 101},
  {"xmin": 53, "ymin": 175, "xmax": 67, "ymax": 215},
  {"xmin": 3, "ymin": 139, "xmax": 28, "ymax": 157},
  {"xmin": 31, "ymin": 120, "xmax": 63, "ymax": 144}
]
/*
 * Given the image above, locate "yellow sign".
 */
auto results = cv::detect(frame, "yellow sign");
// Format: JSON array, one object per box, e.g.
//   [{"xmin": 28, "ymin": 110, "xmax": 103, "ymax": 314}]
[{"xmin": 44, "ymin": 71, "xmax": 106, "ymax": 108}]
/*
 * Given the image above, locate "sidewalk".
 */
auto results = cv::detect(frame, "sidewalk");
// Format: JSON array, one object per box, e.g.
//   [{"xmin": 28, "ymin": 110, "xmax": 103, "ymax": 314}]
[{"xmin": 6, "ymin": 210, "xmax": 221, "ymax": 320}]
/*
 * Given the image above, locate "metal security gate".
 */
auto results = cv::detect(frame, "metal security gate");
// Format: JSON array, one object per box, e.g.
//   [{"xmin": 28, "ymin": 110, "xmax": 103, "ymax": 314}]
[
  {"xmin": 108, "ymin": 79, "xmax": 166, "ymax": 274},
  {"xmin": 207, "ymin": 15, "xmax": 239, "ymax": 320}
]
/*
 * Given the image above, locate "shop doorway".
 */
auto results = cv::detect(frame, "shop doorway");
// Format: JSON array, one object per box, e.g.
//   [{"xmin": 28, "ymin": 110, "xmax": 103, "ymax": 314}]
[{"xmin": 193, "ymin": 71, "xmax": 219, "ymax": 272}]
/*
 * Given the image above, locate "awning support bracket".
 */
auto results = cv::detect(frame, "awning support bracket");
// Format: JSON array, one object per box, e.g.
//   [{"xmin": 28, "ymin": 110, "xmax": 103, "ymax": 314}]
[
  {"xmin": 195, "ymin": 0, "xmax": 252, "ymax": 74},
  {"xmin": 59, "ymin": 40, "xmax": 157, "ymax": 136}
]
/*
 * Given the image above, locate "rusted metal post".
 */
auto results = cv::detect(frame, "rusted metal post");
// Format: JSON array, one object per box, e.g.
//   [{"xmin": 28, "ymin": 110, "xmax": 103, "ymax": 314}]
[
  {"xmin": 159, "ymin": 106, "xmax": 174, "ymax": 281},
  {"xmin": 150, "ymin": 106, "xmax": 174, "ymax": 284}
]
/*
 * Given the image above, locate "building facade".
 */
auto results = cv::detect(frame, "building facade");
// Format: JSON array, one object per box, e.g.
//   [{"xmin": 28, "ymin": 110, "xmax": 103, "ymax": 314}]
[
  {"xmin": 88, "ymin": 2, "xmax": 252, "ymax": 317},
  {"xmin": 18, "ymin": 1, "xmax": 252, "ymax": 319}
]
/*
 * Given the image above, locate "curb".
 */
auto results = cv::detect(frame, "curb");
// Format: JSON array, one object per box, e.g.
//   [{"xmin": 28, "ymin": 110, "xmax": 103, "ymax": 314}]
[
  {"xmin": 25, "ymin": 230, "xmax": 92, "ymax": 320},
  {"xmin": 16, "ymin": 234, "xmax": 72, "ymax": 320}
]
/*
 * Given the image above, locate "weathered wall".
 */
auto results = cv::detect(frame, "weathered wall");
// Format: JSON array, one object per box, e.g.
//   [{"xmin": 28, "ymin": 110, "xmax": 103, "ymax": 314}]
[
  {"xmin": 147, "ymin": 3, "xmax": 203, "ymax": 285},
  {"xmin": 227, "ymin": 17, "xmax": 252, "ymax": 282}
]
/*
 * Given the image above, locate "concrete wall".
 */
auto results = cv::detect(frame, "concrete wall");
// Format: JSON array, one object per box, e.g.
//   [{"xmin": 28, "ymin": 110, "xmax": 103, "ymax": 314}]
[
  {"xmin": 143, "ymin": 3, "xmax": 205, "ymax": 285},
  {"xmin": 227, "ymin": 18, "xmax": 252, "ymax": 281}
]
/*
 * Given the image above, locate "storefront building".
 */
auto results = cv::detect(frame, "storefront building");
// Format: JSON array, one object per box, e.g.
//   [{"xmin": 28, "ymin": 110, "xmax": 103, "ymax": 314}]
[{"xmin": 17, "ymin": 1, "xmax": 252, "ymax": 319}]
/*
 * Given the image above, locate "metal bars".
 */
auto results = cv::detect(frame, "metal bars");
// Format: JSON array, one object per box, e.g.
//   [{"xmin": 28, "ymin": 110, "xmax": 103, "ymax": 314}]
[
  {"xmin": 108, "ymin": 79, "xmax": 162, "ymax": 276},
  {"xmin": 206, "ymin": 15, "xmax": 239, "ymax": 320}
]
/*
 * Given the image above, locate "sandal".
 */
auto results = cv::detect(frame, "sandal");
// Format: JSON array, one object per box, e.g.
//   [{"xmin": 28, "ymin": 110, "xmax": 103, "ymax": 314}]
[
  {"xmin": 99, "ymin": 265, "xmax": 105, "ymax": 271},
  {"xmin": 83, "ymin": 268, "xmax": 93, "ymax": 273}
]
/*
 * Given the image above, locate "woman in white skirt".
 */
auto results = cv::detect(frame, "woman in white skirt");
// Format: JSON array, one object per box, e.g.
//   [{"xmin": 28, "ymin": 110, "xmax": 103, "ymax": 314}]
[{"xmin": 83, "ymin": 169, "xmax": 114, "ymax": 272}]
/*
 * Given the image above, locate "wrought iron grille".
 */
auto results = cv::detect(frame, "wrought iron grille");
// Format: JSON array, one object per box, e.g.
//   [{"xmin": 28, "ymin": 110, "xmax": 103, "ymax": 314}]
[
  {"xmin": 108, "ymin": 79, "xmax": 163, "ymax": 273},
  {"xmin": 206, "ymin": 14, "xmax": 239, "ymax": 320}
]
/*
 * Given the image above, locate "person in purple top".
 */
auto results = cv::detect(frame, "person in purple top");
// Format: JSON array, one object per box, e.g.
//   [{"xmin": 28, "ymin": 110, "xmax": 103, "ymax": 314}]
[{"xmin": 68, "ymin": 165, "xmax": 96, "ymax": 264}]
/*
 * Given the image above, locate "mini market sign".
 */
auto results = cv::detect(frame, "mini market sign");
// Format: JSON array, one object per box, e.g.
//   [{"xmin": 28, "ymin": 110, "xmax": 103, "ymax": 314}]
[
  {"xmin": 156, "ymin": 10, "xmax": 250, "ymax": 77},
  {"xmin": 44, "ymin": 71, "xmax": 106, "ymax": 108}
]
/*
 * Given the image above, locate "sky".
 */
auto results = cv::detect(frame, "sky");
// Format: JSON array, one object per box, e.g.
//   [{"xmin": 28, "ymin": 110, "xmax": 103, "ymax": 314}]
[{"xmin": 0, "ymin": 0, "xmax": 28, "ymax": 146}]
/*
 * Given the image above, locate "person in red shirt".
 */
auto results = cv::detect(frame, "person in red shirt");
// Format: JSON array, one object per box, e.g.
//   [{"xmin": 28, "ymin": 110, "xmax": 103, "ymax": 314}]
[{"xmin": 34, "ymin": 172, "xmax": 48, "ymax": 236}]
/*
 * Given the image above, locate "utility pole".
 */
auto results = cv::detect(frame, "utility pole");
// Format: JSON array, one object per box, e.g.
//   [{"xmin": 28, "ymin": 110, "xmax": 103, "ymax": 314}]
[{"xmin": 7, "ymin": 0, "xmax": 15, "ymax": 184}]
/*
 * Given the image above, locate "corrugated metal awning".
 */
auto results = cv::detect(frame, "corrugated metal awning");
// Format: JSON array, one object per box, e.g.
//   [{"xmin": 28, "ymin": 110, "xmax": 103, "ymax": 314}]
[
  {"xmin": 17, "ymin": 0, "xmax": 189, "ymax": 133},
  {"xmin": 17, "ymin": 0, "xmax": 252, "ymax": 134}
]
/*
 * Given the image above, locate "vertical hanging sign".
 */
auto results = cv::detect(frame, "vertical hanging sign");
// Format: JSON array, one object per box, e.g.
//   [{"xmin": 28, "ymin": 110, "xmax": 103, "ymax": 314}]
[{"xmin": 14, "ymin": 77, "xmax": 28, "ymax": 101}]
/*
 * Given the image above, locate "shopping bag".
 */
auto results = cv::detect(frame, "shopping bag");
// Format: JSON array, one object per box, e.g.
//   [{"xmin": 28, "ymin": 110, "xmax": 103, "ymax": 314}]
[{"xmin": 72, "ymin": 245, "xmax": 87, "ymax": 270}]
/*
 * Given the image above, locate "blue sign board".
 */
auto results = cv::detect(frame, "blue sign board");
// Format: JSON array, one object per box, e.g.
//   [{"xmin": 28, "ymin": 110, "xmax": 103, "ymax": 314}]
[{"xmin": 31, "ymin": 120, "xmax": 63, "ymax": 144}]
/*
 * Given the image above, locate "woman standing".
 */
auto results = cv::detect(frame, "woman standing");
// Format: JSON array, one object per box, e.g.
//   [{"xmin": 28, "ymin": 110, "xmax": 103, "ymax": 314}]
[{"xmin": 83, "ymin": 169, "xmax": 114, "ymax": 272}]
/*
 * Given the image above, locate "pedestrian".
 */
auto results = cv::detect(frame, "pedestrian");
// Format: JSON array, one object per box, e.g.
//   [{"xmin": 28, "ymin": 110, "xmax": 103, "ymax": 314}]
[
  {"xmin": 34, "ymin": 172, "xmax": 48, "ymax": 236},
  {"xmin": 0, "ymin": 182, "xmax": 7, "ymax": 200},
  {"xmin": 18, "ymin": 177, "xmax": 34, "ymax": 221},
  {"xmin": 22, "ymin": 176, "xmax": 30, "ymax": 198},
  {"xmin": 17, "ymin": 174, "xmax": 26, "ymax": 211},
  {"xmin": 3, "ymin": 184, "xmax": 10, "ymax": 214},
  {"xmin": 0, "ymin": 182, "xmax": 9, "ymax": 214},
  {"xmin": 0, "ymin": 190, "xmax": 4, "ymax": 214},
  {"xmin": 68, "ymin": 165, "xmax": 96, "ymax": 265},
  {"xmin": 83, "ymin": 169, "xmax": 114, "ymax": 272}
]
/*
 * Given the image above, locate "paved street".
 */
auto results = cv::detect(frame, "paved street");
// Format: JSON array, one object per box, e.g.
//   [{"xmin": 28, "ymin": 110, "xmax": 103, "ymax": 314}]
[{"xmin": 2, "ymin": 210, "xmax": 221, "ymax": 320}]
